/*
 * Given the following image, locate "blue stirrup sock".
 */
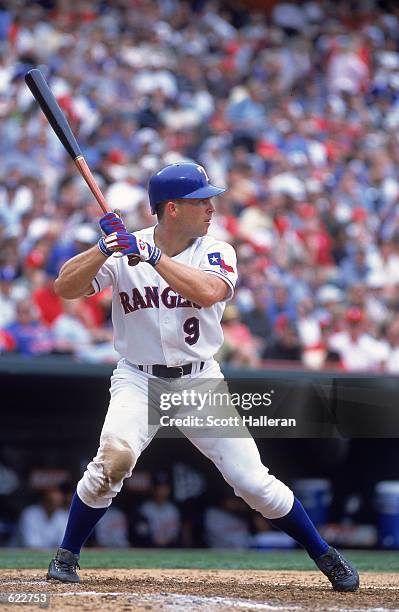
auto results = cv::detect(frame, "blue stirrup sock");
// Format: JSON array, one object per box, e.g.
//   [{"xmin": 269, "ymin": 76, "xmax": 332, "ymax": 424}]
[
  {"xmin": 60, "ymin": 491, "xmax": 108, "ymax": 555},
  {"xmin": 269, "ymin": 496, "xmax": 329, "ymax": 559}
]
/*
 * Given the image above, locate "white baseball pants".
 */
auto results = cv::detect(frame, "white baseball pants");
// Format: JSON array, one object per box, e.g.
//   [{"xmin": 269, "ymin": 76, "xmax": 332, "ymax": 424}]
[{"xmin": 77, "ymin": 359, "xmax": 294, "ymax": 519}]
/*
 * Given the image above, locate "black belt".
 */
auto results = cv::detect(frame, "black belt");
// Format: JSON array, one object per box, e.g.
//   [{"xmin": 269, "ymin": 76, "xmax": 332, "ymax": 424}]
[{"xmin": 137, "ymin": 362, "xmax": 205, "ymax": 378}]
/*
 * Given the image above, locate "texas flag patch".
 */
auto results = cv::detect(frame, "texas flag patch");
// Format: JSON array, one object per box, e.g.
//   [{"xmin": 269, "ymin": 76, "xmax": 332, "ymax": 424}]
[{"xmin": 207, "ymin": 252, "xmax": 234, "ymax": 273}]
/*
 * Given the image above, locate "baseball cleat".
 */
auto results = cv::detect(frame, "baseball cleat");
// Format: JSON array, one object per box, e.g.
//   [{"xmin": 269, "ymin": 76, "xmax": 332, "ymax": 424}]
[
  {"xmin": 47, "ymin": 547, "xmax": 80, "ymax": 583},
  {"xmin": 315, "ymin": 546, "xmax": 359, "ymax": 592}
]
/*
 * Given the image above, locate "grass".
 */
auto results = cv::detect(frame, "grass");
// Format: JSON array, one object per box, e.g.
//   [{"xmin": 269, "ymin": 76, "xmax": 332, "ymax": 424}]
[{"xmin": 0, "ymin": 549, "xmax": 398, "ymax": 572}]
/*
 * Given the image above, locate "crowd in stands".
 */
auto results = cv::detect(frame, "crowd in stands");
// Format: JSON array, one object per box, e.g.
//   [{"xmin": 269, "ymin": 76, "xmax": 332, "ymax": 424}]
[{"xmin": 2, "ymin": 0, "xmax": 399, "ymax": 371}]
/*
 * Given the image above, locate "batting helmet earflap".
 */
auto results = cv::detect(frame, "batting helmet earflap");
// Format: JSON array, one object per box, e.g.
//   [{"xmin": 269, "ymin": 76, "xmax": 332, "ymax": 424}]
[{"xmin": 148, "ymin": 161, "xmax": 226, "ymax": 214}]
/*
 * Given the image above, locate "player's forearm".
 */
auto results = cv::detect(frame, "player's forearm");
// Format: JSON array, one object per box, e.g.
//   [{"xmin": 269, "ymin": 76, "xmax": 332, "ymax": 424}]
[
  {"xmin": 155, "ymin": 254, "xmax": 226, "ymax": 307},
  {"xmin": 54, "ymin": 246, "xmax": 107, "ymax": 299}
]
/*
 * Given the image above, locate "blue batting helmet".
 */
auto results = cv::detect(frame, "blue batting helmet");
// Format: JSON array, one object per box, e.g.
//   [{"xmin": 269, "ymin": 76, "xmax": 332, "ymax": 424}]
[{"xmin": 148, "ymin": 162, "xmax": 226, "ymax": 214}]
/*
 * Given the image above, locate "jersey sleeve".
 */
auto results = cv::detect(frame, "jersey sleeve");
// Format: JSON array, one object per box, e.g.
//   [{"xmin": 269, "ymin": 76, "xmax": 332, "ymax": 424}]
[
  {"xmin": 200, "ymin": 242, "xmax": 238, "ymax": 301},
  {"xmin": 91, "ymin": 256, "xmax": 118, "ymax": 294}
]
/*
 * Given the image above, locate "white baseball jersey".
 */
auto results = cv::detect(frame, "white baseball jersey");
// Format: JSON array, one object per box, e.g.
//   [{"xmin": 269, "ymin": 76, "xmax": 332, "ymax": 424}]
[{"xmin": 91, "ymin": 226, "xmax": 237, "ymax": 366}]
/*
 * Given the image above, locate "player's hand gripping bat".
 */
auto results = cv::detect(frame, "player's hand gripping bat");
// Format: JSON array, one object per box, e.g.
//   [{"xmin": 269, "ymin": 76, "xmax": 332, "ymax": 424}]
[{"xmin": 24, "ymin": 68, "xmax": 139, "ymax": 265}]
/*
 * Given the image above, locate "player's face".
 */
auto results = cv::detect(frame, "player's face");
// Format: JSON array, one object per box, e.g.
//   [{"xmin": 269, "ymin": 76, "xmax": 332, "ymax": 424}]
[{"xmin": 176, "ymin": 197, "xmax": 216, "ymax": 237}]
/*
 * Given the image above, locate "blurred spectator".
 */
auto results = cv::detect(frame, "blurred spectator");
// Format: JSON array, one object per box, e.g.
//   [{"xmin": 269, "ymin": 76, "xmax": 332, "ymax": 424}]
[
  {"xmin": 18, "ymin": 486, "xmax": 68, "ymax": 548},
  {"xmin": 266, "ymin": 284, "xmax": 297, "ymax": 327},
  {"xmin": 5, "ymin": 298, "xmax": 52, "ymax": 356},
  {"xmin": 0, "ymin": 328, "xmax": 15, "ymax": 353},
  {"xmin": 95, "ymin": 506, "xmax": 129, "ymax": 548},
  {"xmin": 52, "ymin": 296, "xmax": 118, "ymax": 362},
  {"xmin": 241, "ymin": 285, "xmax": 272, "ymax": 347},
  {"xmin": 262, "ymin": 314, "xmax": 302, "ymax": 362},
  {"xmin": 328, "ymin": 307, "xmax": 388, "ymax": 372},
  {"xmin": 383, "ymin": 319, "xmax": 399, "ymax": 374},
  {"xmin": 327, "ymin": 37, "xmax": 370, "ymax": 96},
  {"xmin": 219, "ymin": 304, "xmax": 261, "ymax": 367},
  {"xmin": 52, "ymin": 298, "xmax": 92, "ymax": 355},
  {"xmin": 45, "ymin": 225, "xmax": 98, "ymax": 278},
  {"xmin": 296, "ymin": 297, "xmax": 321, "ymax": 350},
  {"xmin": 203, "ymin": 493, "xmax": 250, "ymax": 549},
  {"xmin": 302, "ymin": 316, "xmax": 341, "ymax": 370},
  {"xmin": 134, "ymin": 473, "xmax": 181, "ymax": 548},
  {"xmin": 315, "ymin": 285, "xmax": 345, "ymax": 324},
  {"xmin": 338, "ymin": 247, "xmax": 371, "ymax": 289},
  {"xmin": 0, "ymin": 268, "xmax": 19, "ymax": 328},
  {"xmin": 105, "ymin": 167, "xmax": 147, "ymax": 230},
  {"xmin": 32, "ymin": 274, "xmax": 62, "ymax": 326}
]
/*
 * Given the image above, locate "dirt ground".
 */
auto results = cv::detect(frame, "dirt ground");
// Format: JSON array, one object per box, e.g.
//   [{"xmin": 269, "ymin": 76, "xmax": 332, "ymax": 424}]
[{"xmin": 0, "ymin": 568, "xmax": 398, "ymax": 611}]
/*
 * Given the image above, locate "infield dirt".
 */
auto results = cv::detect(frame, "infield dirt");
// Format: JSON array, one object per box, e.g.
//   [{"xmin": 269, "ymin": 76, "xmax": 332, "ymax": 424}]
[{"xmin": 0, "ymin": 568, "xmax": 398, "ymax": 610}]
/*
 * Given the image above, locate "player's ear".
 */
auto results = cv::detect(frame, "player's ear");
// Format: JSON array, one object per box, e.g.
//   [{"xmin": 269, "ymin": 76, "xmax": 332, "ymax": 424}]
[{"xmin": 166, "ymin": 200, "xmax": 179, "ymax": 218}]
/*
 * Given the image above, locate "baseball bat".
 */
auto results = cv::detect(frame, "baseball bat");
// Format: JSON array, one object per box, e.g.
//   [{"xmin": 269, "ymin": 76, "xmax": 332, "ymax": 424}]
[
  {"xmin": 25, "ymin": 68, "xmax": 139, "ymax": 265},
  {"xmin": 25, "ymin": 68, "xmax": 110, "ymax": 214}
]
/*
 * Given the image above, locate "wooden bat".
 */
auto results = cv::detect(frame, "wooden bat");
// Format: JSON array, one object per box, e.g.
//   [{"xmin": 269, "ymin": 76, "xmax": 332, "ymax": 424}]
[{"xmin": 25, "ymin": 68, "xmax": 139, "ymax": 264}]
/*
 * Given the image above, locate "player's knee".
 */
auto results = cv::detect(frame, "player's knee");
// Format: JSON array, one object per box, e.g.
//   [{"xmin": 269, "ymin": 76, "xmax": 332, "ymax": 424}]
[
  {"xmin": 233, "ymin": 470, "xmax": 293, "ymax": 519},
  {"xmin": 78, "ymin": 434, "xmax": 137, "ymax": 507},
  {"xmin": 100, "ymin": 434, "xmax": 136, "ymax": 482},
  {"xmin": 234, "ymin": 470, "xmax": 271, "ymax": 500}
]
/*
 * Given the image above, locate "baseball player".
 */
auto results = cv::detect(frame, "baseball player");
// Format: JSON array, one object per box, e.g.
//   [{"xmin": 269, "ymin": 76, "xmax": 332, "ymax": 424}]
[{"xmin": 47, "ymin": 162, "xmax": 359, "ymax": 592}]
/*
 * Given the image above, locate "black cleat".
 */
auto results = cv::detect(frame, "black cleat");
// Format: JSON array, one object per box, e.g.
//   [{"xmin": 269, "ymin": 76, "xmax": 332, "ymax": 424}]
[
  {"xmin": 47, "ymin": 548, "xmax": 80, "ymax": 583},
  {"xmin": 315, "ymin": 547, "xmax": 359, "ymax": 592}
]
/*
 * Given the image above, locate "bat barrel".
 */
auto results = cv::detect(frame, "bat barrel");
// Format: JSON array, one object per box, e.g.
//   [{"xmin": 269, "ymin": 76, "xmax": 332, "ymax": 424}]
[{"xmin": 25, "ymin": 69, "xmax": 82, "ymax": 160}]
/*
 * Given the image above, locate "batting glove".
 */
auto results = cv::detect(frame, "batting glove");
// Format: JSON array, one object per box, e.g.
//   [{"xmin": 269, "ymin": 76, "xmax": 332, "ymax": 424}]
[
  {"xmin": 98, "ymin": 232, "xmax": 162, "ymax": 267},
  {"xmin": 99, "ymin": 212, "xmax": 126, "ymax": 235}
]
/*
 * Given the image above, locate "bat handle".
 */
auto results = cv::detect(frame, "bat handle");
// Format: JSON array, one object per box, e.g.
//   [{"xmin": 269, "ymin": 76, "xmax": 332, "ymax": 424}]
[
  {"xmin": 74, "ymin": 156, "xmax": 109, "ymax": 214},
  {"xmin": 74, "ymin": 157, "xmax": 140, "ymax": 266},
  {"xmin": 111, "ymin": 209, "xmax": 140, "ymax": 266}
]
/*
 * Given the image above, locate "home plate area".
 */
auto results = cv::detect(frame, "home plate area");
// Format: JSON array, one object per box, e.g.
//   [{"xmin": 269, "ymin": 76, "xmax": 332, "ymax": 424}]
[{"xmin": 1, "ymin": 569, "xmax": 399, "ymax": 611}]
